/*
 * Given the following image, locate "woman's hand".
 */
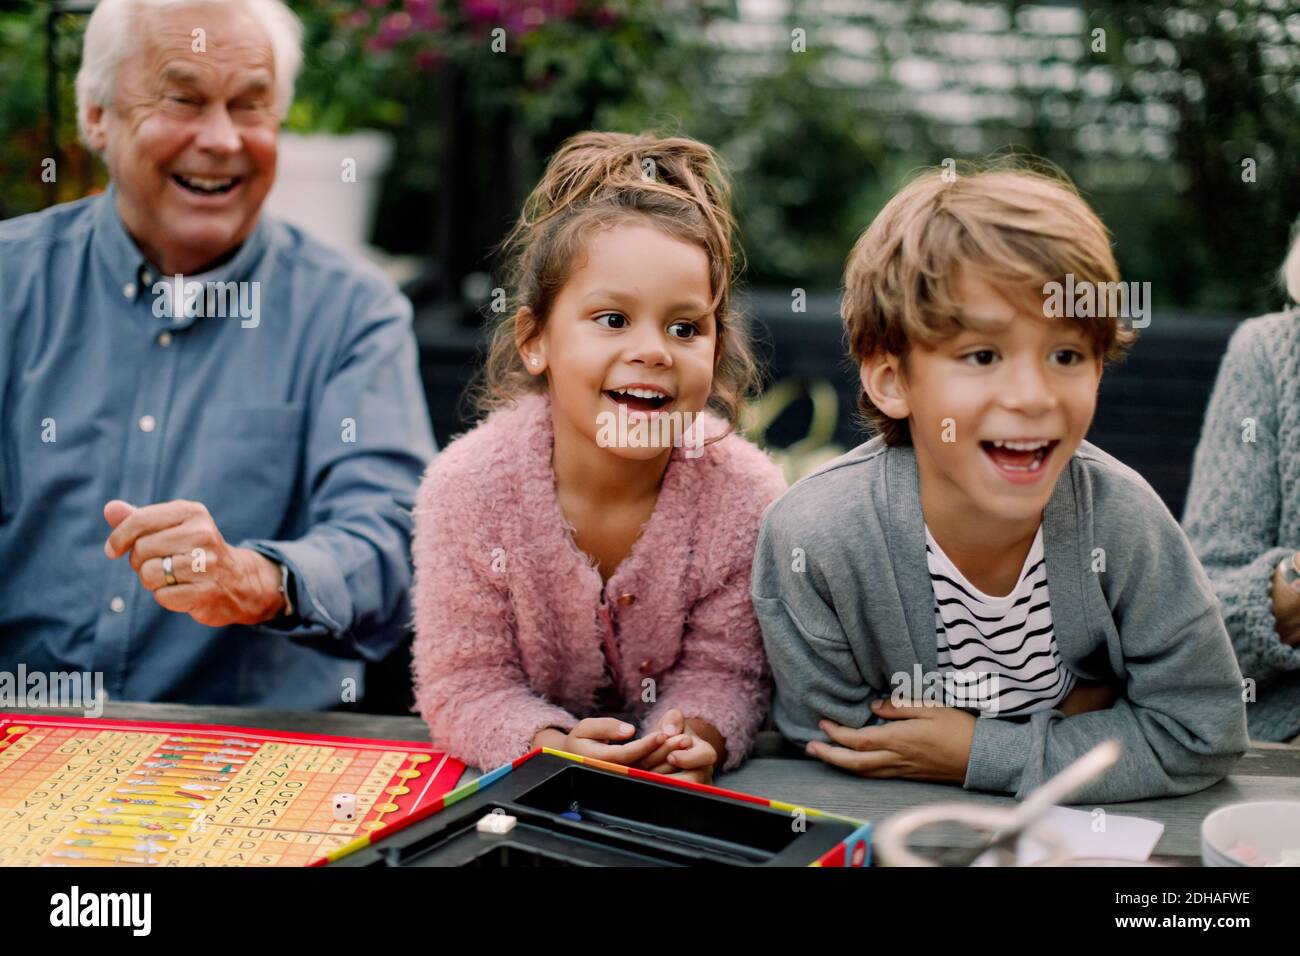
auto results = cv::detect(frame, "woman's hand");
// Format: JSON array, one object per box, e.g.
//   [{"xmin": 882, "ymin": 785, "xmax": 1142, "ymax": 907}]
[
  {"xmin": 531, "ymin": 718, "xmax": 666, "ymax": 766},
  {"xmin": 1270, "ymin": 552, "xmax": 1300, "ymax": 647}
]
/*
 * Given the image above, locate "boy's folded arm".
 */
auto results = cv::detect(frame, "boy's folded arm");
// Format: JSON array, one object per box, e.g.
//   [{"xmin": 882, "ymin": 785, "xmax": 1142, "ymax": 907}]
[
  {"xmin": 410, "ymin": 483, "xmax": 577, "ymax": 771},
  {"xmin": 1183, "ymin": 320, "xmax": 1300, "ymax": 683},
  {"xmin": 750, "ymin": 515, "xmax": 879, "ymax": 749},
  {"xmin": 968, "ymin": 505, "xmax": 1250, "ymax": 803}
]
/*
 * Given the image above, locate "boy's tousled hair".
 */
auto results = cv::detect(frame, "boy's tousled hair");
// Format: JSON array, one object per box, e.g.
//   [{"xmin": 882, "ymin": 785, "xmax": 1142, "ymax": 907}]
[
  {"xmin": 471, "ymin": 131, "xmax": 760, "ymax": 436},
  {"xmin": 842, "ymin": 160, "xmax": 1136, "ymax": 446}
]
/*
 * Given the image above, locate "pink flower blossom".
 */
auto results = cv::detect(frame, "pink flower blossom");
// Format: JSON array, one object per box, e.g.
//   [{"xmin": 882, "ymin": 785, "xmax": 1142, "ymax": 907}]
[
  {"xmin": 406, "ymin": 0, "xmax": 445, "ymax": 30},
  {"xmin": 379, "ymin": 10, "xmax": 414, "ymax": 44},
  {"xmin": 462, "ymin": 0, "xmax": 501, "ymax": 24}
]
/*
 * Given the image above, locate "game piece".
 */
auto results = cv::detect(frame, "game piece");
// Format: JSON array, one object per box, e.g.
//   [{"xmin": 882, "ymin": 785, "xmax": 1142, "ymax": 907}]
[
  {"xmin": 333, "ymin": 793, "xmax": 357, "ymax": 822},
  {"xmin": 0, "ymin": 714, "xmax": 464, "ymax": 867},
  {"xmin": 476, "ymin": 811, "xmax": 517, "ymax": 834}
]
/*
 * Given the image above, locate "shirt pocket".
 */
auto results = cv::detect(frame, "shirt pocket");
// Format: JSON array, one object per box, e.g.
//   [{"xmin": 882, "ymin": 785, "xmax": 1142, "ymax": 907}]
[{"xmin": 194, "ymin": 402, "xmax": 307, "ymax": 543}]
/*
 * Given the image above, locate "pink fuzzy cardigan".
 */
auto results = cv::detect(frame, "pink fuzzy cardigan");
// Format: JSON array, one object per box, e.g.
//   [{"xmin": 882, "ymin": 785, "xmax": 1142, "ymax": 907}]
[{"xmin": 410, "ymin": 392, "xmax": 787, "ymax": 771}]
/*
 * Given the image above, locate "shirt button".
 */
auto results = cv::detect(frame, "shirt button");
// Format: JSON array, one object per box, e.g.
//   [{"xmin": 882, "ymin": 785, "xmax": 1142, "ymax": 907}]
[
  {"xmin": 157, "ymin": 331, "xmax": 173, "ymax": 347},
  {"xmin": 617, "ymin": 594, "xmax": 636, "ymax": 606},
  {"xmin": 141, "ymin": 270, "xmax": 154, "ymax": 286},
  {"xmin": 123, "ymin": 282, "xmax": 136, "ymax": 299},
  {"xmin": 110, "ymin": 597, "xmax": 125, "ymax": 613},
  {"xmin": 638, "ymin": 659, "xmax": 654, "ymax": 674},
  {"xmin": 139, "ymin": 415, "xmax": 156, "ymax": 433}
]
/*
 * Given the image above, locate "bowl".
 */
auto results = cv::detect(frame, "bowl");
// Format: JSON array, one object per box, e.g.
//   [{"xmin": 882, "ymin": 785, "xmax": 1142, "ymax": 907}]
[{"xmin": 1201, "ymin": 801, "xmax": 1300, "ymax": 866}]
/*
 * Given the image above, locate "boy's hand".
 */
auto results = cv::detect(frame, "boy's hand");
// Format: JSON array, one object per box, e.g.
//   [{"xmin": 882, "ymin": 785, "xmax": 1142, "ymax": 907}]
[
  {"xmin": 1057, "ymin": 679, "xmax": 1123, "ymax": 717},
  {"xmin": 532, "ymin": 718, "xmax": 666, "ymax": 766},
  {"xmin": 634, "ymin": 708, "xmax": 721, "ymax": 784},
  {"xmin": 808, "ymin": 699, "xmax": 975, "ymax": 784}
]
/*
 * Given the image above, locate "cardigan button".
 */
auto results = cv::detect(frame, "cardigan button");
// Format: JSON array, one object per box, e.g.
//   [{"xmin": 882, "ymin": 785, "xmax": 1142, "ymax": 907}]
[
  {"xmin": 638, "ymin": 659, "xmax": 653, "ymax": 674},
  {"xmin": 617, "ymin": 593, "xmax": 636, "ymax": 607}
]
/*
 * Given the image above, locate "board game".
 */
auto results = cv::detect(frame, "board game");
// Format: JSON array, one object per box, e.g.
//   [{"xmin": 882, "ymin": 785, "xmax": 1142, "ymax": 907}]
[
  {"xmin": 0, "ymin": 713, "xmax": 465, "ymax": 867},
  {"xmin": 319, "ymin": 748, "xmax": 873, "ymax": 867}
]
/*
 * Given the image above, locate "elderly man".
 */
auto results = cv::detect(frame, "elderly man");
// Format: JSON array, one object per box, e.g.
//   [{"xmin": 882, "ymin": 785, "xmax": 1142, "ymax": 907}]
[{"xmin": 0, "ymin": 0, "xmax": 436, "ymax": 708}]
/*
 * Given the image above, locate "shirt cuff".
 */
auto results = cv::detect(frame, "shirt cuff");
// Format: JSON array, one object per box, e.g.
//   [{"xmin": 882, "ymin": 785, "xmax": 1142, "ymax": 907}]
[
  {"xmin": 241, "ymin": 538, "xmax": 349, "ymax": 639},
  {"xmin": 963, "ymin": 715, "xmax": 1031, "ymax": 795}
]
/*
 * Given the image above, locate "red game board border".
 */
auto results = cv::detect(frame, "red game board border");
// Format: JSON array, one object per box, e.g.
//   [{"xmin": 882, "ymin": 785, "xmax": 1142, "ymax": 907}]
[{"xmin": 0, "ymin": 712, "xmax": 467, "ymax": 861}]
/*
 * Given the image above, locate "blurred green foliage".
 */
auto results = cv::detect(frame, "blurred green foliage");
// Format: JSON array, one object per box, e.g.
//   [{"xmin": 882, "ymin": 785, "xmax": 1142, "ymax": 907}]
[
  {"xmin": 0, "ymin": 2, "xmax": 101, "ymax": 214},
  {"xmin": 1085, "ymin": 0, "xmax": 1300, "ymax": 310},
  {"xmin": 0, "ymin": 9, "xmax": 46, "ymax": 216},
  {"xmin": 0, "ymin": 0, "xmax": 1295, "ymax": 314}
]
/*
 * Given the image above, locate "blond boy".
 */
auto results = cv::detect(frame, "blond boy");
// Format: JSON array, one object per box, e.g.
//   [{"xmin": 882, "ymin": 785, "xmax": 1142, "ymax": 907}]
[{"xmin": 753, "ymin": 168, "xmax": 1247, "ymax": 801}]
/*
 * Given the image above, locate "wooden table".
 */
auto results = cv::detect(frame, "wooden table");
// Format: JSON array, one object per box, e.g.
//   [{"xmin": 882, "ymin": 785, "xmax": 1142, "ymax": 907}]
[{"xmin": 7, "ymin": 701, "xmax": 1299, "ymax": 865}]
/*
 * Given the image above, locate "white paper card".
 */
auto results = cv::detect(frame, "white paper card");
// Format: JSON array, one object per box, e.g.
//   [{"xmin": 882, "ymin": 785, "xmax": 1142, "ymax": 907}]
[{"xmin": 974, "ymin": 805, "xmax": 1164, "ymax": 866}]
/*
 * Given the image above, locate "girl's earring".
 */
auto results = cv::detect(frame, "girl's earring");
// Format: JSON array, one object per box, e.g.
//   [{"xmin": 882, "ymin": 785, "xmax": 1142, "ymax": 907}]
[{"xmin": 531, "ymin": 357, "xmax": 540, "ymax": 367}]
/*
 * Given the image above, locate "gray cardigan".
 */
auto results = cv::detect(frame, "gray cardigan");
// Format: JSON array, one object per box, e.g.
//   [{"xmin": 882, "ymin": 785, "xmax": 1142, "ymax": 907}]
[
  {"xmin": 753, "ymin": 437, "xmax": 1248, "ymax": 803},
  {"xmin": 1183, "ymin": 310, "xmax": 1300, "ymax": 742}
]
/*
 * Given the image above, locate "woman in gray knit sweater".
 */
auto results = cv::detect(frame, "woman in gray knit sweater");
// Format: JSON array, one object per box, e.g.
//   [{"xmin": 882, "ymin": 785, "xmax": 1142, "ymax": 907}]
[{"xmin": 1184, "ymin": 234, "xmax": 1300, "ymax": 743}]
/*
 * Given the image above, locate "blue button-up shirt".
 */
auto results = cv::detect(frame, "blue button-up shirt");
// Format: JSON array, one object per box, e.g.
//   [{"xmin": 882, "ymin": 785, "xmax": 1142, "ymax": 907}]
[{"xmin": 0, "ymin": 189, "xmax": 436, "ymax": 707}]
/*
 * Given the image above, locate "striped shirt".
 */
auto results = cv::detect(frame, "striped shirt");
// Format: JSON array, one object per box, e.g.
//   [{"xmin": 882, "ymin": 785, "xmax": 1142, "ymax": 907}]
[{"xmin": 926, "ymin": 524, "xmax": 1076, "ymax": 717}]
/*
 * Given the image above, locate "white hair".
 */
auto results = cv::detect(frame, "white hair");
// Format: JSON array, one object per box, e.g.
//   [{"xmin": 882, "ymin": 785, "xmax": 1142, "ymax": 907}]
[
  {"xmin": 76, "ymin": 0, "xmax": 302, "ymax": 147},
  {"xmin": 1284, "ymin": 222, "xmax": 1300, "ymax": 305}
]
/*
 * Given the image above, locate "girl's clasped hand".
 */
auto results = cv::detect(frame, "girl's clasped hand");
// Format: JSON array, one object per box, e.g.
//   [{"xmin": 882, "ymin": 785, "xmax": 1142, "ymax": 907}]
[{"xmin": 536, "ymin": 708, "xmax": 721, "ymax": 783}]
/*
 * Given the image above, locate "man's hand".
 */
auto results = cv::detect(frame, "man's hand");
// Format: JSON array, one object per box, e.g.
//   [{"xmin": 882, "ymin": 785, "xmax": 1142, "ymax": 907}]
[
  {"xmin": 103, "ymin": 499, "xmax": 287, "ymax": 627},
  {"xmin": 808, "ymin": 699, "xmax": 975, "ymax": 784}
]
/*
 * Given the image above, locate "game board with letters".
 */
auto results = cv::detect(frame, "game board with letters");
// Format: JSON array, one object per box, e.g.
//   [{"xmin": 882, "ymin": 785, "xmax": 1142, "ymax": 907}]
[{"xmin": 0, "ymin": 713, "xmax": 464, "ymax": 867}]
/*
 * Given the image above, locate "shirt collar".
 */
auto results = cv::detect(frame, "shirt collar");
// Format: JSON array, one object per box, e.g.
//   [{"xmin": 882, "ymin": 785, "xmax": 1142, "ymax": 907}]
[{"xmin": 93, "ymin": 182, "xmax": 272, "ymax": 318}]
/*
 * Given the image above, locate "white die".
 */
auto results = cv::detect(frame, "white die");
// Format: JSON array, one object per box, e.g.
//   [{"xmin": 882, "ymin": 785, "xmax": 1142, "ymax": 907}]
[{"xmin": 333, "ymin": 793, "xmax": 357, "ymax": 822}]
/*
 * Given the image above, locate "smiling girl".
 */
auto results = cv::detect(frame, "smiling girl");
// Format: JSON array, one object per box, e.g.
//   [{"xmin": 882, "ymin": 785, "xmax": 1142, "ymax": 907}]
[{"xmin": 410, "ymin": 132, "xmax": 786, "ymax": 779}]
